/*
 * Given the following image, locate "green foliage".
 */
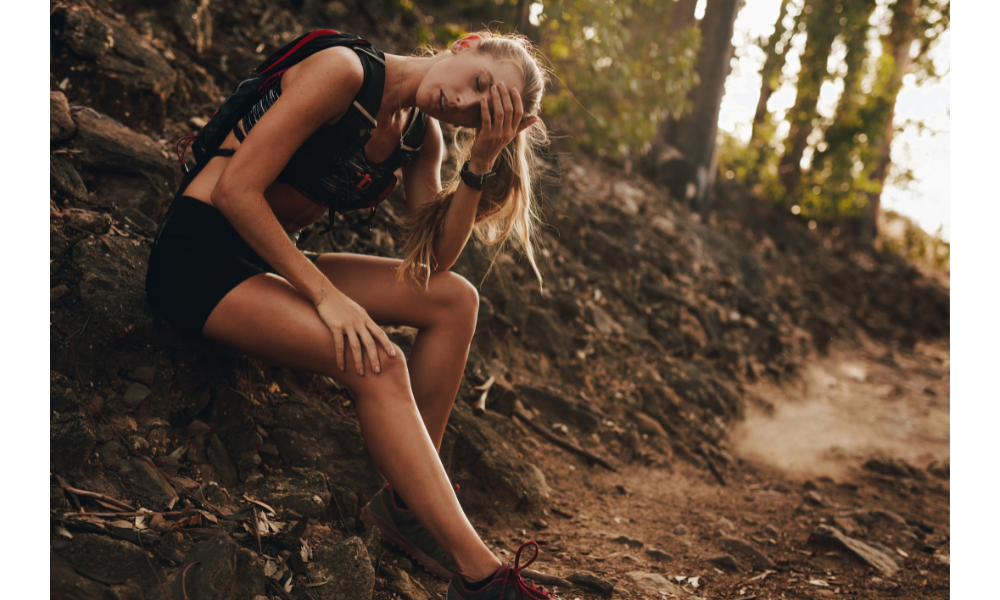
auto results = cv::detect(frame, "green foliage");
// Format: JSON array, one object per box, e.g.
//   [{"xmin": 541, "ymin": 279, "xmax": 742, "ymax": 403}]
[
  {"xmin": 533, "ymin": 0, "xmax": 701, "ymax": 157},
  {"xmin": 879, "ymin": 210, "xmax": 950, "ymax": 271}
]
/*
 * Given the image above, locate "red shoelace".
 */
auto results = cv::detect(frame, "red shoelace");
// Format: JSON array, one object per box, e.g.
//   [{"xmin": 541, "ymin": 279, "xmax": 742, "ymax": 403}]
[{"xmin": 499, "ymin": 541, "xmax": 556, "ymax": 600}]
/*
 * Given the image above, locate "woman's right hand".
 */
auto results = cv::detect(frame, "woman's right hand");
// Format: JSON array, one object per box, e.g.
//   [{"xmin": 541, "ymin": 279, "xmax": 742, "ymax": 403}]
[{"xmin": 315, "ymin": 280, "xmax": 396, "ymax": 375}]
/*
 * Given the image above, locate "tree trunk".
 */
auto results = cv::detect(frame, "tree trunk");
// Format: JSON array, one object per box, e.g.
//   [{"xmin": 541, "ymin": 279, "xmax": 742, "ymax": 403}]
[
  {"xmin": 515, "ymin": 0, "xmax": 539, "ymax": 43},
  {"xmin": 666, "ymin": 0, "xmax": 743, "ymax": 212},
  {"xmin": 860, "ymin": 0, "xmax": 920, "ymax": 241},
  {"xmin": 667, "ymin": 0, "xmax": 700, "ymax": 39},
  {"xmin": 750, "ymin": 0, "xmax": 793, "ymax": 143},
  {"xmin": 777, "ymin": 0, "xmax": 844, "ymax": 201}
]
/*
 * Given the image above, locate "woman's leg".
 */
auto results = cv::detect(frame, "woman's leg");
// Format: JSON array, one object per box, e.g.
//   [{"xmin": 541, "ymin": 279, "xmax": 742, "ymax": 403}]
[
  {"xmin": 312, "ymin": 253, "xmax": 479, "ymax": 451},
  {"xmin": 202, "ymin": 273, "xmax": 499, "ymax": 580}
]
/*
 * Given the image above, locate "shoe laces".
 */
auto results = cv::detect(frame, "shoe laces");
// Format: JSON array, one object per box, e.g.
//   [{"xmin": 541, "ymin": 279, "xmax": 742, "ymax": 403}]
[{"xmin": 499, "ymin": 541, "xmax": 556, "ymax": 600}]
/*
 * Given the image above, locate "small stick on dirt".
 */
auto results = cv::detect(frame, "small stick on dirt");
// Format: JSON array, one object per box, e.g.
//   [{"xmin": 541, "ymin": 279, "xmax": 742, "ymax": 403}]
[
  {"xmin": 268, "ymin": 578, "xmax": 295, "ymax": 600},
  {"xmin": 512, "ymin": 407, "xmax": 618, "ymax": 473},
  {"xmin": 137, "ymin": 524, "xmax": 170, "ymax": 600},
  {"xmin": 329, "ymin": 490, "xmax": 350, "ymax": 533},
  {"xmin": 473, "ymin": 375, "xmax": 496, "ymax": 416},
  {"xmin": 249, "ymin": 507, "xmax": 263, "ymax": 557},
  {"xmin": 62, "ymin": 510, "xmax": 187, "ymax": 518},
  {"xmin": 59, "ymin": 484, "xmax": 136, "ymax": 512},
  {"xmin": 55, "ymin": 475, "xmax": 83, "ymax": 511},
  {"xmin": 182, "ymin": 561, "xmax": 200, "ymax": 600},
  {"xmin": 521, "ymin": 568, "xmax": 574, "ymax": 589}
]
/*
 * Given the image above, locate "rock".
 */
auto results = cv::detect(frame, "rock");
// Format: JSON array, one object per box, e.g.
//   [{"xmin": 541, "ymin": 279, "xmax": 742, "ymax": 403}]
[
  {"xmin": 50, "ymin": 550, "xmax": 113, "ymax": 600},
  {"xmin": 380, "ymin": 565, "xmax": 434, "ymax": 600},
  {"xmin": 51, "ymin": 91, "xmax": 76, "ymax": 142},
  {"xmin": 707, "ymin": 554, "xmax": 740, "ymax": 572},
  {"xmin": 360, "ymin": 526, "xmax": 383, "ymax": 569},
  {"xmin": 803, "ymin": 490, "xmax": 828, "ymax": 507},
  {"xmin": 126, "ymin": 457, "xmax": 176, "ymax": 506},
  {"xmin": 534, "ymin": 518, "xmax": 549, "ymax": 529},
  {"xmin": 205, "ymin": 434, "xmax": 239, "ymax": 487},
  {"xmin": 257, "ymin": 467, "xmax": 331, "ymax": 519},
  {"xmin": 310, "ymin": 537, "xmax": 376, "ymax": 600},
  {"xmin": 612, "ymin": 535, "xmax": 644, "ymax": 548},
  {"xmin": 848, "ymin": 509, "xmax": 908, "ymax": 529},
  {"xmin": 863, "ymin": 457, "xmax": 926, "ymax": 480},
  {"xmin": 625, "ymin": 572, "xmax": 687, "ymax": 597},
  {"xmin": 62, "ymin": 208, "xmax": 113, "ymax": 235},
  {"xmin": 673, "ymin": 524, "xmax": 688, "ymax": 536},
  {"xmin": 517, "ymin": 385, "xmax": 601, "ymax": 431},
  {"xmin": 806, "ymin": 524, "xmax": 900, "ymax": 576},
  {"xmin": 117, "ymin": 206, "xmax": 158, "ymax": 234},
  {"xmin": 128, "ymin": 365, "xmax": 156, "ymax": 387},
  {"xmin": 644, "ymin": 547, "xmax": 672, "ymax": 561},
  {"xmin": 590, "ymin": 304, "xmax": 625, "ymax": 337},
  {"xmin": 523, "ymin": 307, "xmax": 571, "ymax": 358},
  {"xmin": 55, "ymin": 533, "xmax": 165, "ymax": 592},
  {"xmin": 169, "ymin": 533, "xmax": 239, "ymax": 600},
  {"xmin": 927, "ymin": 459, "xmax": 949, "ymax": 480},
  {"xmin": 717, "ymin": 517, "xmax": 737, "ymax": 533},
  {"xmin": 633, "ymin": 412, "xmax": 668, "ymax": 438},
  {"xmin": 123, "ymin": 382, "xmax": 152, "ymax": 408},
  {"xmin": 70, "ymin": 107, "xmax": 178, "ymax": 220},
  {"xmin": 717, "ymin": 536, "xmax": 775, "ymax": 569},
  {"xmin": 763, "ymin": 524, "xmax": 780, "ymax": 538},
  {"xmin": 622, "ymin": 555, "xmax": 643, "ymax": 564},
  {"xmin": 56, "ymin": 7, "xmax": 115, "ymax": 59},
  {"xmin": 567, "ymin": 571, "xmax": 614, "ymax": 595},
  {"xmin": 51, "ymin": 406, "xmax": 96, "ymax": 473},
  {"xmin": 228, "ymin": 431, "xmax": 264, "ymax": 454}
]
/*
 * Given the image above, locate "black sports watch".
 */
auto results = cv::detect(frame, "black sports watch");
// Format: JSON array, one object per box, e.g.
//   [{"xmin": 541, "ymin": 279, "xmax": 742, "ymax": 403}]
[{"xmin": 460, "ymin": 160, "xmax": 496, "ymax": 191}]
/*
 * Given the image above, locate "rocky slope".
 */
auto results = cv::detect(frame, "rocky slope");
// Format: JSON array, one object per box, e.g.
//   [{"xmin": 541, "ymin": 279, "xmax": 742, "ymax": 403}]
[{"xmin": 49, "ymin": 2, "xmax": 950, "ymax": 599}]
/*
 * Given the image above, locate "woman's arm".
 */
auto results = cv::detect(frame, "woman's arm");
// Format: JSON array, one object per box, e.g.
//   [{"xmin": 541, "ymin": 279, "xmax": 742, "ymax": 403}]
[{"xmin": 210, "ymin": 46, "xmax": 394, "ymax": 374}]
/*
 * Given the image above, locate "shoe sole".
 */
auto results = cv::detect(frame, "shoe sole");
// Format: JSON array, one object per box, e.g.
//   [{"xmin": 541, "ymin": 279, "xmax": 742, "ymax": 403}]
[{"xmin": 360, "ymin": 501, "xmax": 454, "ymax": 580}]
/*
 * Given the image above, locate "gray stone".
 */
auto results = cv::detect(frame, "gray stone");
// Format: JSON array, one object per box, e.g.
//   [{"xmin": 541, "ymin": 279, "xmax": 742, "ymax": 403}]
[
  {"xmin": 205, "ymin": 434, "xmax": 239, "ymax": 487},
  {"xmin": 567, "ymin": 571, "xmax": 614, "ymax": 595},
  {"xmin": 803, "ymin": 490, "xmax": 828, "ymax": 507},
  {"xmin": 625, "ymin": 572, "xmax": 686, "ymax": 597},
  {"xmin": 717, "ymin": 536, "xmax": 775, "ymax": 569},
  {"xmin": 51, "ymin": 91, "xmax": 76, "ymax": 142},
  {"xmin": 806, "ymin": 524, "xmax": 900, "ymax": 576},
  {"xmin": 55, "ymin": 533, "xmax": 165, "ymax": 592},
  {"xmin": 380, "ymin": 565, "xmax": 434, "ymax": 600},
  {"xmin": 128, "ymin": 365, "xmax": 156, "ymax": 387},
  {"xmin": 673, "ymin": 524, "xmax": 688, "ymax": 536},
  {"xmin": 644, "ymin": 547, "xmax": 673, "ymax": 561},
  {"xmin": 123, "ymin": 383, "xmax": 152, "ymax": 408},
  {"xmin": 257, "ymin": 467, "xmax": 331, "ymax": 519},
  {"xmin": 169, "ymin": 533, "xmax": 238, "ymax": 600},
  {"xmin": 126, "ymin": 457, "xmax": 176, "ymax": 507},
  {"xmin": 612, "ymin": 535, "xmax": 644, "ymax": 548},
  {"xmin": 50, "ymin": 156, "xmax": 88, "ymax": 201},
  {"xmin": 310, "ymin": 537, "xmax": 376, "ymax": 600},
  {"xmin": 707, "ymin": 554, "xmax": 741, "ymax": 572}
]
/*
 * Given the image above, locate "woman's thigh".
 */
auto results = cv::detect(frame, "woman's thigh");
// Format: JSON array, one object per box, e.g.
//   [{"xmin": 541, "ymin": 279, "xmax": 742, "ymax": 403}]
[
  {"xmin": 202, "ymin": 272, "xmax": 405, "ymax": 384},
  {"xmin": 313, "ymin": 253, "xmax": 478, "ymax": 330}
]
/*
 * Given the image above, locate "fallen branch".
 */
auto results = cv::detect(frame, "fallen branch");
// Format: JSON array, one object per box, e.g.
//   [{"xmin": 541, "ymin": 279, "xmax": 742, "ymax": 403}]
[
  {"xmin": 512, "ymin": 407, "xmax": 618, "ymax": 473},
  {"xmin": 59, "ymin": 484, "xmax": 136, "ymax": 512},
  {"xmin": 62, "ymin": 510, "xmax": 187, "ymax": 518},
  {"xmin": 521, "ymin": 568, "xmax": 574, "ymax": 589},
  {"xmin": 473, "ymin": 375, "xmax": 496, "ymax": 416}
]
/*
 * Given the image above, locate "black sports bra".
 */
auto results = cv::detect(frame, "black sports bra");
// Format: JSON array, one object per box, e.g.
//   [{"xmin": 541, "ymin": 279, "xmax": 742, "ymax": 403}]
[{"xmin": 238, "ymin": 46, "xmax": 429, "ymax": 215}]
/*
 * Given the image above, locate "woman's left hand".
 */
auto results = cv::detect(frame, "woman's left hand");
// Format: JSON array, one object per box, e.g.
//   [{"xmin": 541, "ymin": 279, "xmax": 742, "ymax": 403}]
[{"xmin": 468, "ymin": 82, "xmax": 539, "ymax": 173}]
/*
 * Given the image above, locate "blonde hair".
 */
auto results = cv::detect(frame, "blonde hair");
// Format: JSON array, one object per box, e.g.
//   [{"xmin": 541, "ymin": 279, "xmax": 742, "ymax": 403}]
[{"xmin": 397, "ymin": 30, "xmax": 549, "ymax": 288}]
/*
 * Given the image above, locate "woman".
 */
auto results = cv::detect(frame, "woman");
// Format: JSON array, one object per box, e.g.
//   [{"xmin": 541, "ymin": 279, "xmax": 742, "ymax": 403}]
[{"xmin": 146, "ymin": 29, "xmax": 554, "ymax": 600}]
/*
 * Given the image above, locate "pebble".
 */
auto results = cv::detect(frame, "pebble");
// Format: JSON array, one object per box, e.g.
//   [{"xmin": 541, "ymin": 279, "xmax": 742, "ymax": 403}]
[
  {"xmin": 128, "ymin": 365, "xmax": 156, "ymax": 387},
  {"xmin": 707, "ymin": 554, "xmax": 740, "ymax": 572},
  {"xmin": 615, "ymin": 484, "xmax": 630, "ymax": 495},
  {"xmin": 717, "ymin": 517, "xmax": 737, "ymax": 533},
  {"xmin": 644, "ymin": 547, "xmax": 672, "ymax": 561},
  {"xmin": 763, "ymin": 524, "xmax": 780, "ymax": 538},
  {"xmin": 123, "ymin": 382, "xmax": 152, "ymax": 408},
  {"xmin": 534, "ymin": 518, "xmax": 549, "ymax": 530},
  {"xmin": 673, "ymin": 524, "xmax": 688, "ymax": 535},
  {"xmin": 611, "ymin": 535, "xmax": 643, "ymax": 548},
  {"xmin": 622, "ymin": 555, "xmax": 642, "ymax": 564},
  {"xmin": 803, "ymin": 490, "xmax": 828, "ymax": 507}
]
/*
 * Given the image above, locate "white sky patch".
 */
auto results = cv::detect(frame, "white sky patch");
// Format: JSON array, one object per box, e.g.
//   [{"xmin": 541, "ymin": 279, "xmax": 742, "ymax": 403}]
[{"xmin": 716, "ymin": 0, "xmax": 951, "ymax": 239}]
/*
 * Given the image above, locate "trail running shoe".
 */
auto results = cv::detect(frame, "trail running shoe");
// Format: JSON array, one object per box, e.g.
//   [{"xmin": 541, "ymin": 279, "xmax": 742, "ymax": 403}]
[
  {"xmin": 360, "ymin": 483, "xmax": 457, "ymax": 579},
  {"xmin": 447, "ymin": 541, "xmax": 556, "ymax": 600}
]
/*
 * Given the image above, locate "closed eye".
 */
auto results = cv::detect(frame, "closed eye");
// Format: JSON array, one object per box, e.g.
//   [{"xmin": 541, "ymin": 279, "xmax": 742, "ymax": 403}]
[{"xmin": 475, "ymin": 75, "xmax": 481, "ymax": 92}]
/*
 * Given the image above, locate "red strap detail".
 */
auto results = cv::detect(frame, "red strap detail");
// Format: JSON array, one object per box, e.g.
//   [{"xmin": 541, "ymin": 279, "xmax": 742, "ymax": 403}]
[
  {"xmin": 259, "ymin": 29, "xmax": 341, "ymax": 77},
  {"xmin": 259, "ymin": 68, "xmax": 288, "ymax": 92},
  {"xmin": 175, "ymin": 135, "xmax": 197, "ymax": 165},
  {"xmin": 355, "ymin": 173, "xmax": 373, "ymax": 191},
  {"xmin": 498, "ymin": 542, "xmax": 555, "ymax": 600},
  {"xmin": 375, "ymin": 177, "xmax": 397, "ymax": 204}
]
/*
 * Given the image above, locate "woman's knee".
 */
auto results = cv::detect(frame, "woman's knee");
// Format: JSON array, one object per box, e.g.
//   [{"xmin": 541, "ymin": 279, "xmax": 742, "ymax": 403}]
[
  {"xmin": 340, "ymin": 342, "xmax": 409, "ymax": 390},
  {"xmin": 432, "ymin": 271, "xmax": 479, "ymax": 326}
]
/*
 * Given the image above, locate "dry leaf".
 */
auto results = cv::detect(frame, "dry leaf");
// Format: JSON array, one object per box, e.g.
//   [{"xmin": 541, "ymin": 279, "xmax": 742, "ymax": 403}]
[
  {"xmin": 686, "ymin": 577, "xmax": 700, "ymax": 589},
  {"xmin": 243, "ymin": 495, "xmax": 277, "ymax": 516},
  {"xmin": 306, "ymin": 580, "xmax": 330, "ymax": 588},
  {"xmin": 197, "ymin": 509, "xmax": 218, "ymax": 524},
  {"xmin": 56, "ymin": 526, "xmax": 74, "ymax": 539},
  {"xmin": 169, "ymin": 445, "xmax": 187, "ymax": 460},
  {"xmin": 167, "ymin": 496, "xmax": 178, "ymax": 510},
  {"xmin": 95, "ymin": 500, "xmax": 123, "ymax": 511},
  {"xmin": 135, "ymin": 515, "xmax": 146, "ymax": 529},
  {"xmin": 110, "ymin": 519, "xmax": 134, "ymax": 529},
  {"xmin": 284, "ymin": 577, "xmax": 294, "ymax": 593},
  {"xmin": 264, "ymin": 558, "xmax": 279, "ymax": 578},
  {"xmin": 269, "ymin": 382, "xmax": 281, "ymax": 393},
  {"xmin": 808, "ymin": 580, "xmax": 830, "ymax": 587}
]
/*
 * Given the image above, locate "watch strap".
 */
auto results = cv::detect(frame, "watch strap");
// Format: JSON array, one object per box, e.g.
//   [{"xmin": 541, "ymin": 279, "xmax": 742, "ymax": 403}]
[{"xmin": 460, "ymin": 160, "xmax": 496, "ymax": 191}]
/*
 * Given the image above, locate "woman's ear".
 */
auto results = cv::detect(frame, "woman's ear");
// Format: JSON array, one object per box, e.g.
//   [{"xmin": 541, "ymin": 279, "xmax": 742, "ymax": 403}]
[{"xmin": 451, "ymin": 34, "xmax": 483, "ymax": 52}]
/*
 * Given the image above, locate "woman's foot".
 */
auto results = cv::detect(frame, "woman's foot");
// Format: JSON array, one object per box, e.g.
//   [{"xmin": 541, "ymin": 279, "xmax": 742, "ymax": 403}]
[
  {"xmin": 447, "ymin": 542, "xmax": 555, "ymax": 600},
  {"xmin": 361, "ymin": 483, "xmax": 458, "ymax": 579}
]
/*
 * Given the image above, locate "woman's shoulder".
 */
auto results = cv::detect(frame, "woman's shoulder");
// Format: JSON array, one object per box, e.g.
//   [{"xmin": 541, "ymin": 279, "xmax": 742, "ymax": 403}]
[{"xmin": 281, "ymin": 45, "xmax": 365, "ymax": 96}]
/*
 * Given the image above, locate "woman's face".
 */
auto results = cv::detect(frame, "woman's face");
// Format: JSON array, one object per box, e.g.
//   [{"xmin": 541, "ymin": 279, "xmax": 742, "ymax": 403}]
[{"xmin": 417, "ymin": 38, "xmax": 526, "ymax": 129}]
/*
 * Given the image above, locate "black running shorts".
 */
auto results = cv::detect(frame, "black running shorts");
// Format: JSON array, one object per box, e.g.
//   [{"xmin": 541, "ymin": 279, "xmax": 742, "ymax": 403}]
[{"xmin": 145, "ymin": 195, "xmax": 319, "ymax": 335}]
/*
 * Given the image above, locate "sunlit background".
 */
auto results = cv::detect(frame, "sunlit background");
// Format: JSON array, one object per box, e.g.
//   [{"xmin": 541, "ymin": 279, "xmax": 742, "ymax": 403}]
[{"xmin": 719, "ymin": 0, "xmax": 950, "ymax": 239}]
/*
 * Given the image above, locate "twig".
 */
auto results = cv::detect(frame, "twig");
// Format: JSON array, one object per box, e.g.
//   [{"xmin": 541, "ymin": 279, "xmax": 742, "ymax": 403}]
[
  {"xmin": 249, "ymin": 507, "xmax": 263, "ymax": 557},
  {"xmin": 137, "ymin": 524, "xmax": 169, "ymax": 600},
  {"xmin": 521, "ymin": 568, "xmax": 574, "ymax": 589},
  {"xmin": 329, "ymin": 490, "xmax": 350, "ymax": 533},
  {"xmin": 473, "ymin": 375, "xmax": 496, "ymax": 416},
  {"xmin": 182, "ymin": 561, "xmax": 200, "ymax": 600},
  {"xmin": 55, "ymin": 475, "xmax": 83, "ymax": 511},
  {"xmin": 62, "ymin": 510, "xmax": 187, "ymax": 518},
  {"xmin": 512, "ymin": 408, "xmax": 618, "ymax": 472},
  {"xmin": 267, "ymin": 578, "xmax": 295, "ymax": 600},
  {"xmin": 59, "ymin": 484, "xmax": 136, "ymax": 512},
  {"xmin": 66, "ymin": 315, "xmax": 91, "ymax": 341}
]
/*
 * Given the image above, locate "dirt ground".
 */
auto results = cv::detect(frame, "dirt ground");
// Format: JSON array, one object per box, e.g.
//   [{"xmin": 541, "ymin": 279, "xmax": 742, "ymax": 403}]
[{"xmin": 378, "ymin": 336, "xmax": 950, "ymax": 600}]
